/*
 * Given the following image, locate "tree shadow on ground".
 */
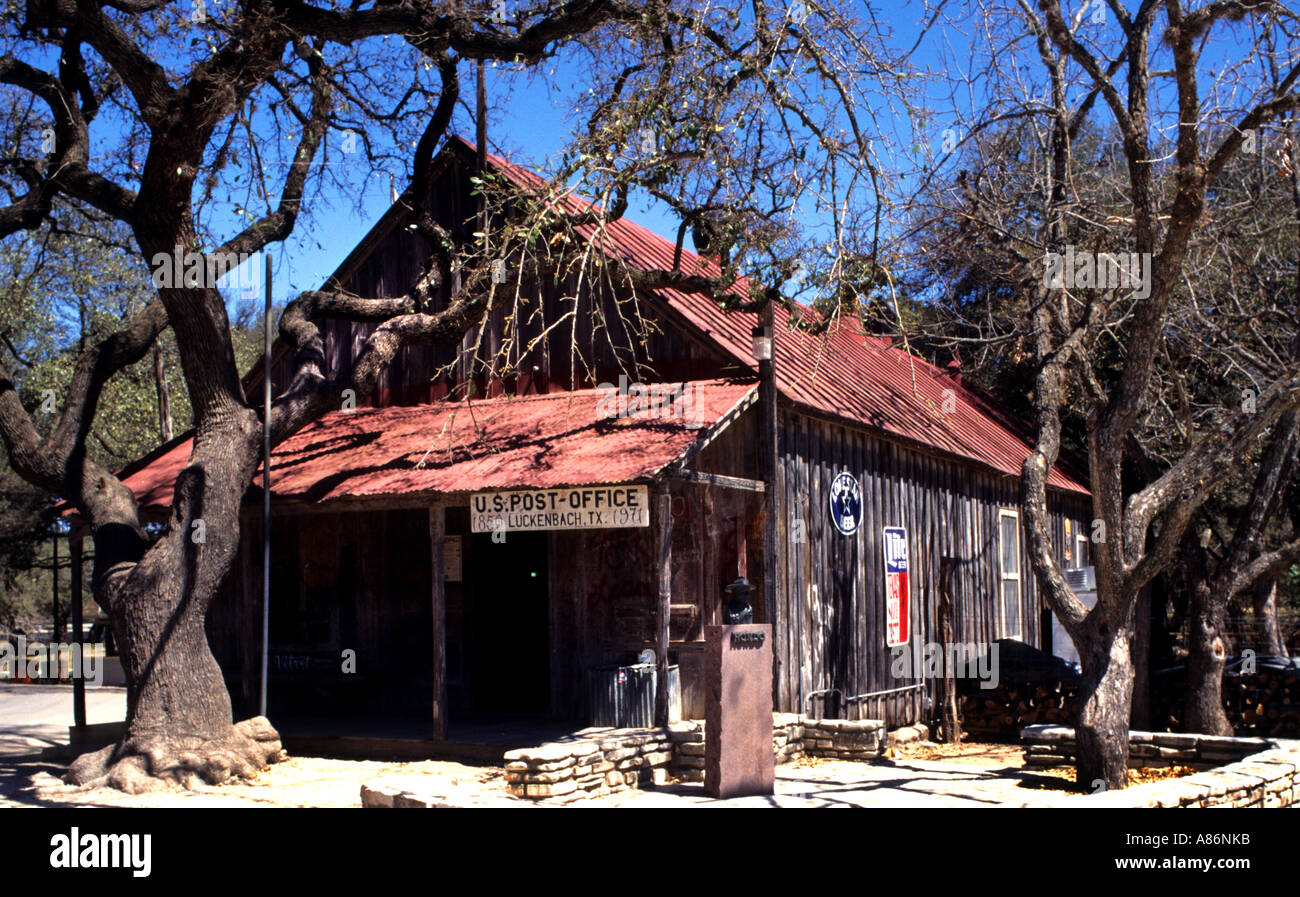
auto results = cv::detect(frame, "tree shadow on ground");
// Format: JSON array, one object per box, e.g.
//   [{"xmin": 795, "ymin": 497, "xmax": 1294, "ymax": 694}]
[{"xmin": 0, "ymin": 752, "xmax": 74, "ymax": 807}]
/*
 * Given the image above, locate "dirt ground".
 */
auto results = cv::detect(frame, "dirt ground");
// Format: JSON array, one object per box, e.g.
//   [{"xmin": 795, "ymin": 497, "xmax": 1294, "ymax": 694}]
[
  {"xmin": 0, "ymin": 686, "xmax": 1215, "ymax": 808},
  {"xmin": 1018, "ymin": 763, "xmax": 1199, "ymax": 792},
  {"xmin": 885, "ymin": 740, "xmax": 1027, "ymax": 768},
  {"xmin": 885, "ymin": 740, "xmax": 1194, "ymax": 791}
]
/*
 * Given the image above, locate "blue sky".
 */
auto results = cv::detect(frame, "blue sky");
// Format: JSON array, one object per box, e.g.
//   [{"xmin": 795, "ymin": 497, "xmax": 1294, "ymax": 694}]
[
  {"xmin": 198, "ymin": 1, "xmax": 1272, "ymax": 315},
  {"xmin": 222, "ymin": 3, "xmax": 937, "ymax": 309},
  {"xmin": 230, "ymin": 58, "xmax": 695, "ymax": 305}
]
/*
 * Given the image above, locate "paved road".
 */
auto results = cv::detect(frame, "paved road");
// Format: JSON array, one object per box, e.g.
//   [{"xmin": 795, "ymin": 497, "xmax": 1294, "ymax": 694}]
[
  {"xmin": 0, "ymin": 683, "xmax": 125, "ymax": 757},
  {"xmin": 0, "ymin": 683, "xmax": 126, "ymax": 807}
]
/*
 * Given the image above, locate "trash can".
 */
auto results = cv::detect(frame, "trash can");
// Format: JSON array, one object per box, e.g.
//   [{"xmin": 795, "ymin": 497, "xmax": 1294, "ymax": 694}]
[{"xmin": 587, "ymin": 663, "xmax": 680, "ymax": 727}]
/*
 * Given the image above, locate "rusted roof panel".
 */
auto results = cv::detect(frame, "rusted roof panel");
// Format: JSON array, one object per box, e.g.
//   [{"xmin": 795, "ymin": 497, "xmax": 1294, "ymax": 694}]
[{"xmin": 118, "ymin": 379, "xmax": 757, "ymax": 509}]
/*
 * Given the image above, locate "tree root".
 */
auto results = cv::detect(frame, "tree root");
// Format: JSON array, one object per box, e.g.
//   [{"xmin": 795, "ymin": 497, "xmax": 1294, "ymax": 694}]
[{"xmin": 65, "ymin": 716, "xmax": 286, "ymax": 794}]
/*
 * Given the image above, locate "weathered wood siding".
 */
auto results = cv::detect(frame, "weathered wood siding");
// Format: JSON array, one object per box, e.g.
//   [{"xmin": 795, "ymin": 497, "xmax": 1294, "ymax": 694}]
[
  {"xmin": 211, "ymin": 398, "xmax": 1089, "ymax": 730},
  {"xmin": 774, "ymin": 404, "xmax": 1090, "ymax": 726},
  {"xmin": 547, "ymin": 475, "xmax": 761, "ymax": 722},
  {"xmin": 211, "ymin": 506, "xmax": 434, "ymax": 720}
]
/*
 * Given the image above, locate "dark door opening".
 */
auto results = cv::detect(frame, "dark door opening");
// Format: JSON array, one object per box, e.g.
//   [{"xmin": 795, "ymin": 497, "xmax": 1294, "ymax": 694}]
[{"xmin": 465, "ymin": 531, "xmax": 550, "ymax": 714}]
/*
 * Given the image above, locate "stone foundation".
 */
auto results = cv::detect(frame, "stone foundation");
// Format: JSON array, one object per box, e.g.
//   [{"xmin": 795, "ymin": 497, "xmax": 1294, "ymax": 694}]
[
  {"xmin": 796, "ymin": 718, "xmax": 889, "ymax": 761},
  {"xmin": 887, "ymin": 722, "xmax": 930, "ymax": 747}
]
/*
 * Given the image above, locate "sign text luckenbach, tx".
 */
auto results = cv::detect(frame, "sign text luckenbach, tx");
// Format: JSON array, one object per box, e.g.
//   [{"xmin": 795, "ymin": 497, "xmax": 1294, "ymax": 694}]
[
  {"xmin": 884, "ymin": 526, "xmax": 910, "ymax": 647},
  {"xmin": 470, "ymin": 485, "xmax": 650, "ymax": 532}
]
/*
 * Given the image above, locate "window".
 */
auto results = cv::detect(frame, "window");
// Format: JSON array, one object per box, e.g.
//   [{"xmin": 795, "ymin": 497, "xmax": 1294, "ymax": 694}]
[
  {"xmin": 1075, "ymin": 532, "xmax": 1091, "ymax": 568},
  {"xmin": 998, "ymin": 509, "xmax": 1022, "ymax": 640}
]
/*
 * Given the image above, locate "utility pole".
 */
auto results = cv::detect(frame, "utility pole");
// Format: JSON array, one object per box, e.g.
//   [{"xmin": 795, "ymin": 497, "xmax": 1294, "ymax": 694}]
[
  {"xmin": 260, "ymin": 253, "xmax": 272, "ymax": 719},
  {"xmin": 756, "ymin": 300, "xmax": 779, "ymax": 705}
]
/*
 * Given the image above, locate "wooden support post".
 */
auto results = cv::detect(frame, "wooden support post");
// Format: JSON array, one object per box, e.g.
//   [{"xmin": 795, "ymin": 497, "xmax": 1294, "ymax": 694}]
[
  {"xmin": 50, "ymin": 527, "xmax": 59, "ymax": 645},
  {"xmin": 429, "ymin": 504, "xmax": 447, "ymax": 740},
  {"xmin": 938, "ymin": 556, "xmax": 961, "ymax": 745},
  {"xmin": 654, "ymin": 486, "xmax": 672, "ymax": 727},
  {"xmin": 71, "ymin": 525, "xmax": 85, "ymax": 728},
  {"xmin": 703, "ymin": 487, "xmax": 719, "ymax": 627}
]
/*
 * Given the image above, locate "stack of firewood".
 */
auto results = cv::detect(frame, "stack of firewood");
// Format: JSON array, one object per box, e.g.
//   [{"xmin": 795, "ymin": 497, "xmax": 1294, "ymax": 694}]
[
  {"xmin": 960, "ymin": 664, "xmax": 1299, "ymax": 740},
  {"xmin": 958, "ymin": 681, "xmax": 1079, "ymax": 740},
  {"xmin": 1150, "ymin": 667, "xmax": 1300, "ymax": 738}
]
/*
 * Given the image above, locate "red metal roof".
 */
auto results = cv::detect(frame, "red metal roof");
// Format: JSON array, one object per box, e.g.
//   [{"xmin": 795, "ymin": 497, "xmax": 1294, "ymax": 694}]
[
  {"xmin": 118, "ymin": 379, "xmax": 757, "ymax": 509},
  {"xmin": 471, "ymin": 139, "xmax": 1088, "ymax": 495}
]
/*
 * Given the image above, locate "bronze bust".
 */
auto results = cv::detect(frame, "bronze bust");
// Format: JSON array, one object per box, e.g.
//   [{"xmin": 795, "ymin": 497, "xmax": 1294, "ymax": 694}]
[{"xmin": 724, "ymin": 577, "xmax": 754, "ymax": 624}]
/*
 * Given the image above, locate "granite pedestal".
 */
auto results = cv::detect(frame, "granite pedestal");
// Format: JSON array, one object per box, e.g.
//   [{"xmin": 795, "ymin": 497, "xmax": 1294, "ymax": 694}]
[{"xmin": 704, "ymin": 623, "xmax": 775, "ymax": 798}]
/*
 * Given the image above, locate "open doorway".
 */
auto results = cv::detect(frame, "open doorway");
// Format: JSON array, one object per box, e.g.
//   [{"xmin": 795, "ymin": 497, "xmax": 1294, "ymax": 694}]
[{"xmin": 464, "ymin": 530, "xmax": 550, "ymax": 715}]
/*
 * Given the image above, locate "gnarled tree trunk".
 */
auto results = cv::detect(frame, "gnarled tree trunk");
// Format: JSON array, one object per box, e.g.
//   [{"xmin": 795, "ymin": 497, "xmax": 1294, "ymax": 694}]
[
  {"xmin": 1073, "ymin": 610, "xmax": 1134, "ymax": 790},
  {"xmin": 66, "ymin": 380, "xmax": 284, "ymax": 792},
  {"xmin": 1182, "ymin": 539, "xmax": 1232, "ymax": 736},
  {"xmin": 1182, "ymin": 405, "xmax": 1299, "ymax": 736}
]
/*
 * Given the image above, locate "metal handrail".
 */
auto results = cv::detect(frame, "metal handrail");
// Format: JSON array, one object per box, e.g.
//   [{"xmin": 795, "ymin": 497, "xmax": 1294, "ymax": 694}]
[{"xmin": 803, "ymin": 687, "xmax": 841, "ymax": 716}]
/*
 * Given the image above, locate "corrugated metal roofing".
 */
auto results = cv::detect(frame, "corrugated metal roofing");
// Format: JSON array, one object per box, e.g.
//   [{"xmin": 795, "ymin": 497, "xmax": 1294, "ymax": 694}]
[
  {"xmin": 471, "ymin": 139, "xmax": 1087, "ymax": 495},
  {"xmin": 117, "ymin": 379, "xmax": 757, "ymax": 509}
]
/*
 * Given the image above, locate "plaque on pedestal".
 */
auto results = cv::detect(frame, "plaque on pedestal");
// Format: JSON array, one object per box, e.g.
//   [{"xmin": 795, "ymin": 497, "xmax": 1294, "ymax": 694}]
[{"xmin": 704, "ymin": 623, "xmax": 775, "ymax": 798}]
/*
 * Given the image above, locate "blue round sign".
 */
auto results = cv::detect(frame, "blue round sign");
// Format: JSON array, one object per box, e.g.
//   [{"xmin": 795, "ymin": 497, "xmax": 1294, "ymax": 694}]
[{"xmin": 829, "ymin": 472, "xmax": 862, "ymax": 535}]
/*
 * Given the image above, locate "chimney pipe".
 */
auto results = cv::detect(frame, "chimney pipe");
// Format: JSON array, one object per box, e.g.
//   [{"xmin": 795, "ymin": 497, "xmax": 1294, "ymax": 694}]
[{"xmin": 945, "ymin": 357, "xmax": 962, "ymax": 386}]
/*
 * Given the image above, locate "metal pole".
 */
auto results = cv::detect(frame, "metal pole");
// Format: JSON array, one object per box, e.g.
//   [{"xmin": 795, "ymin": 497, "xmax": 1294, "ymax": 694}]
[
  {"xmin": 476, "ymin": 60, "xmax": 487, "ymax": 177},
  {"xmin": 50, "ymin": 526, "xmax": 59, "ymax": 652},
  {"xmin": 71, "ymin": 527, "xmax": 85, "ymax": 727},
  {"xmin": 260, "ymin": 253, "xmax": 272, "ymax": 719}
]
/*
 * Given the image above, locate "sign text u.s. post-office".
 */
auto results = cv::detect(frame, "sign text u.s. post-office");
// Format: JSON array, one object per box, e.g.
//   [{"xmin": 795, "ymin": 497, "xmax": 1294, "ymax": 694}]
[{"xmin": 470, "ymin": 485, "xmax": 650, "ymax": 533}]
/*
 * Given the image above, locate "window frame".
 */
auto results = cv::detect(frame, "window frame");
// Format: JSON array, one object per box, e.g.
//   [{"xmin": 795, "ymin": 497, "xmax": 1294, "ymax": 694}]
[{"xmin": 997, "ymin": 508, "xmax": 1023, "ymax": 640}]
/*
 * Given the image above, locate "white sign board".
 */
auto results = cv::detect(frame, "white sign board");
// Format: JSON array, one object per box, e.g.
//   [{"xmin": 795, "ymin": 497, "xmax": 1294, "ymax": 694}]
[
  {"xmin": 883, "ymin": 526, "xmax": 910, "ymax": 647},
  {"xmin": 470, "ymin": 485, "xmax": 650, "ymax": 533}
]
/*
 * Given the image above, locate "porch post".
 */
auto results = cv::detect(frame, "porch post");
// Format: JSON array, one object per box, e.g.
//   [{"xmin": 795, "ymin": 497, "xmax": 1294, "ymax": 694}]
[
  {"xmin": 654, "ymin": 485, "xmax": 672, "ymax": 727},
  {"xmin": 429, "ymin": 502, "xmax": 447, "ymax": 740}
]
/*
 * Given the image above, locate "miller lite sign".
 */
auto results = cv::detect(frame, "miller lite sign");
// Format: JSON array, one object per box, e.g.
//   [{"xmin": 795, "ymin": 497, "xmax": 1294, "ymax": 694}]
[{"xmin": 883, "ymin": 526, "xmax": 910, "ymax": 647}]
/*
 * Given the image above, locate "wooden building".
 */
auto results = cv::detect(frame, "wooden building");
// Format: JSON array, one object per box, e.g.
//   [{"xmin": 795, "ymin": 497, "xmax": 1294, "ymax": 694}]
[{"xmin": 115, "ymin": 138, "xmax": 1091, "ymax": 735}]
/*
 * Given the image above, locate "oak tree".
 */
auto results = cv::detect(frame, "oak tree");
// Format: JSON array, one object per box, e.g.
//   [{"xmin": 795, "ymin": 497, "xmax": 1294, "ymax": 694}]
[{"xmin": 907, "ymin": 0, "xmax": 1300, "ymax": 786}]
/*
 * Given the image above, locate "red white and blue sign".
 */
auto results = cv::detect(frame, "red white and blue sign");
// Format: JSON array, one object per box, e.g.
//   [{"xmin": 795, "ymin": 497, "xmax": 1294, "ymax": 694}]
[
  {"xmin": 829, "ymin": 472, "xmax": 862, "ymax": 535},
  {"xmin": 883, "ymin": 526, "xmax": 910, "ymax": 647}
]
